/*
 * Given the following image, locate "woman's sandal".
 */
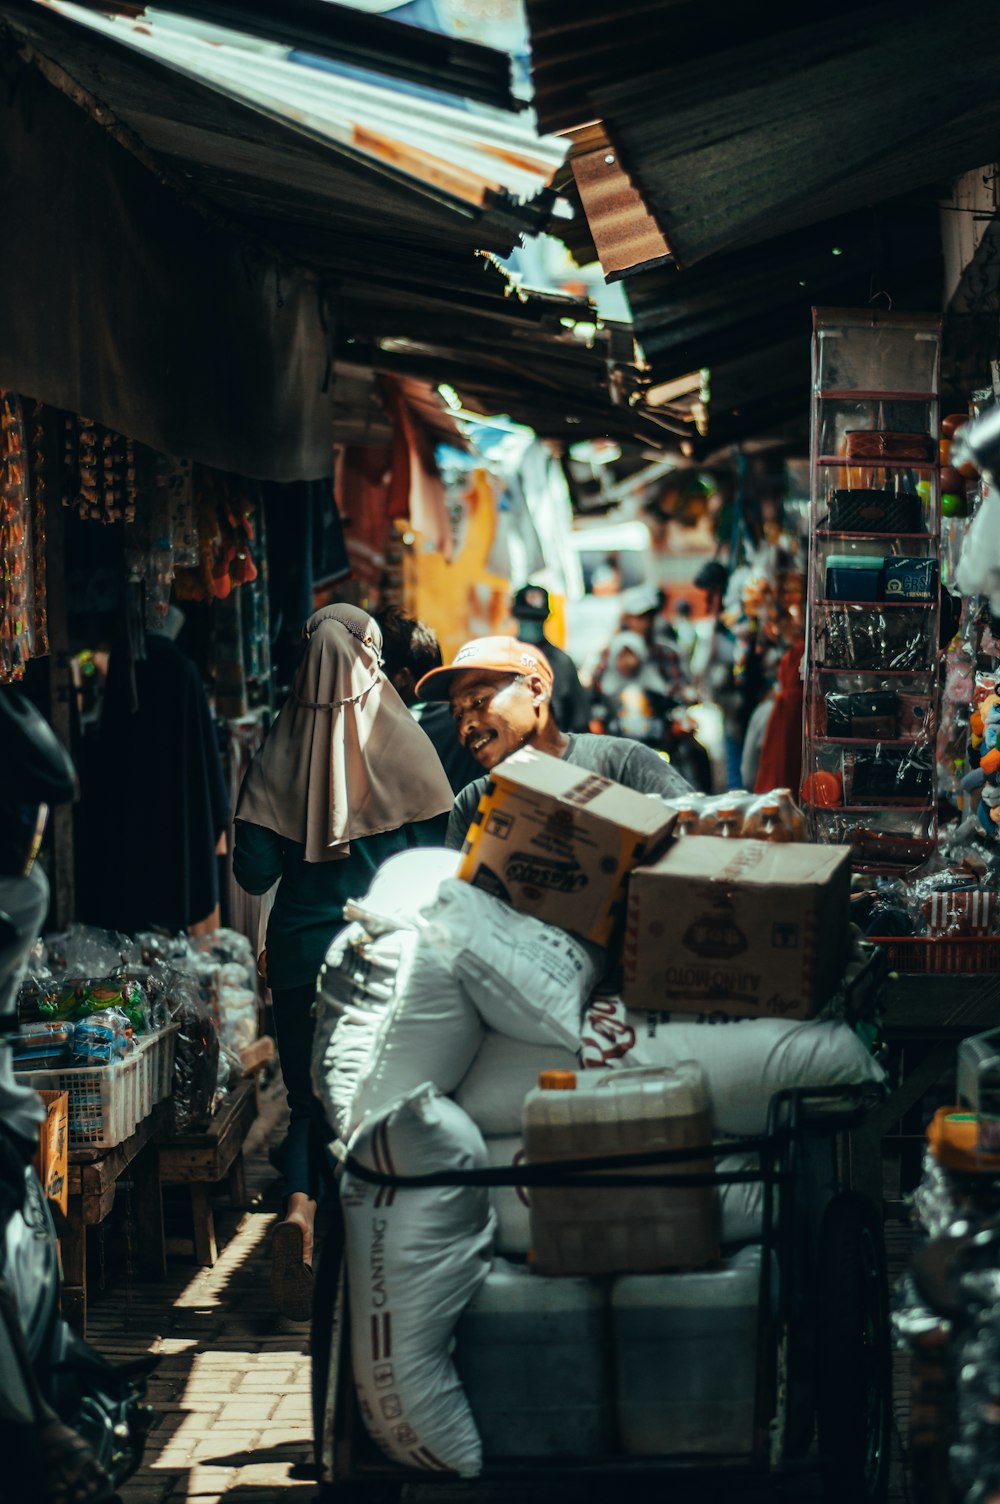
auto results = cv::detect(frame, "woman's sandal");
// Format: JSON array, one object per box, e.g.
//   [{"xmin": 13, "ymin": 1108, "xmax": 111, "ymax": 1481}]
[{"xmin": 270, "ymin": 1219, "xmax": 314, "ymax": 1322}]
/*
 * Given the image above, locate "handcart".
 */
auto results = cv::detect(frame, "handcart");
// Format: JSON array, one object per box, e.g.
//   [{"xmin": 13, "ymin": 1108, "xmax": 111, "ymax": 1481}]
[{"xmin": 312, "ymin": 1082, "xmax": 892, "ymax": 1504}]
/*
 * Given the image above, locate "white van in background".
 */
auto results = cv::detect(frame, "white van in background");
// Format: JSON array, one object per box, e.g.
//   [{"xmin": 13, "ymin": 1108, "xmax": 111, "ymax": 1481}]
[{"xmin": 564, "ymin": 520, "xmax": 654, "ymax": 684}]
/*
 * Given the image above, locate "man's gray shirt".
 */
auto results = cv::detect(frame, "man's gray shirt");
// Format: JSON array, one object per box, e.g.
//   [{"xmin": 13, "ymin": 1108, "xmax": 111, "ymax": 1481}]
[{"xmin": 444, "ymin": 733, "xmax": 692, "ymax": 850}]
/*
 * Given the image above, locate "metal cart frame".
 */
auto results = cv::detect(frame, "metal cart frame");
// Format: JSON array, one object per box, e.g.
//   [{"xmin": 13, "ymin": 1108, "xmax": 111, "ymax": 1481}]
[{"xmin": 314, "ymin": 1083, "xmax": 891, "ymax": 1503}]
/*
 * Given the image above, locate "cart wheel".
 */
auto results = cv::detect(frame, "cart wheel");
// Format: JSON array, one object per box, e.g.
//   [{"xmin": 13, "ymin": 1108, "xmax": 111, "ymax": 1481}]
[
  {"xmin": 815, "ymin": 1191, "xmax": 891, "ymax": 1504},
  {"xmin": 311, "ymin": 1200, "xmax": 345, "ymax": 1471}
]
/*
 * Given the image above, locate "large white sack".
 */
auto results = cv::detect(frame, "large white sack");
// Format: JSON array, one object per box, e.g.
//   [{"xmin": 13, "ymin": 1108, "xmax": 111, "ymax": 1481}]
[
  {"xmin": 717, "ymin": 1154, "xmax": 764, "ymax": 1245},
  {"xmin": 350, "ymin": 847, "xmax": 462, "ymax": 931},
  {"xmin": 485, "ymin": 1135, "xmax": 761, "ymax": 1255},
  {"xmin": 342, "ymin": 1087, "xmax": 494, "ymax": 1477},
  {"xmin": 455, "ymin": 1031, "xmax": 579, "ymax": 1137},
  {"xmin": 350, "ymin": 927, "xmax": 484, "ymax": 1130},
  {"xmin": 427, "ymin": 880, "xmax": 603, "ymax": 1050},
  {"xmin": 313, "ymin": 924, "xmax": 418, "ymax": 1138},
  {"xmin": 580, "ymin": 997, "xmax": 885, "ymax": 1137}
]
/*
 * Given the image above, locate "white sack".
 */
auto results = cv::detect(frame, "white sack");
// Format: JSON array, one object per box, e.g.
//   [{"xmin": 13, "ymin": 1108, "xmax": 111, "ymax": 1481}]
[
  {"xmin": 350, "ymin": 927, "xmax": 484, "ymax": 1130},
  {"xmin": 580, "ymin": 998, "xmax": 884, "ymax": 1137},
  {"xmin": 354, "ymin": 847, "xmax": 462, "ymax": 930},
  {"xmin": 455, "ymin": 1030, "xmax": 579, "ymax": 1137},
  {"xmin": 342, "ymin": 1087, "xmax": 494, "ymax": 1477},
  {"xmin": 427, "ymin": 879, "xmax": 602, "ymax": 1050},
  {"xmin": 313, "ymin": 924, "xmax": 418, "ymax": 1138},
  {"xmin": 717, "ymin": 1154, "xmax": 764, "ymax": 1245}
]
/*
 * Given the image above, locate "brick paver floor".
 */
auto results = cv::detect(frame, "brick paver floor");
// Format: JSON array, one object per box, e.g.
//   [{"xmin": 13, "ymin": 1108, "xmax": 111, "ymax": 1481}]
[{"xmin": 87, "ymin": 1077, "xmax": 317, "ymax": 1504}]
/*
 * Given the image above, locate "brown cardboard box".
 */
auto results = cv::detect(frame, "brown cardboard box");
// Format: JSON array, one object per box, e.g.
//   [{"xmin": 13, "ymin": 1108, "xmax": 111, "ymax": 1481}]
[
  {"xmin": 623, "ymin": 836, "xmax": 851, "ymax": 1018},
  {"xmin": 33, "ymin": 1088, "xmax": 68, "ymax": 1215},
  {"xmin": 457, "ymin": 747, "xmax": 675, "ymax": 945}
]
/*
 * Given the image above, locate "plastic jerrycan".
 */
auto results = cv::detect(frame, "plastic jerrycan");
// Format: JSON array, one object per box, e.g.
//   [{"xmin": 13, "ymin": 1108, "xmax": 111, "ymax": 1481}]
[{"xmin": 522, "ymin": 1065, "xmax": 720, "ymax": 1276}]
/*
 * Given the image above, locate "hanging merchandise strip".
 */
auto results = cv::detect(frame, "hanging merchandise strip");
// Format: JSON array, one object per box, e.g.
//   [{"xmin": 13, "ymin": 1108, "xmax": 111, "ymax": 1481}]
[
  {"xmin": 0, "ymin": 391, "xmax": 33, "ymax": 683},
  {"xmin": 174, "ymin": 468, "xmax": 258, "ymax": 604},
  {"xmin": 64, "ymin": 415, "xmax": 137, "ymax": 525},
  {"xmin": 165, "ymin": 456, "xmax": 197, "ymax": 567},
  {"xmin": 144, "ymin": 454, "xmax": 175, "ymax": 631},
  {"xmin": 29, "ymin": 401, "xmax": 48, "ymax": 656},
  {"xmin": 241, "ymin": 493, "xmax": 272, "ymax": 696}
]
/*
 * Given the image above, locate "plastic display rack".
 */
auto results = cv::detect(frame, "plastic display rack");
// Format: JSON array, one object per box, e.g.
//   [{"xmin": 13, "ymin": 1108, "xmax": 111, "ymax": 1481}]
[{"xmin": 802, "ymin": 308, "xmax": 943, "ymax": 871}]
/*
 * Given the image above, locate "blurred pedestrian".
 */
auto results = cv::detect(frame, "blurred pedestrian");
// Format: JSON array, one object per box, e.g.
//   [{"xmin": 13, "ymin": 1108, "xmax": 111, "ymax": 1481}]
[
  {"xmin": 376, "ymin": 609, "xmax": 481, "ymax": 794},
  {"xmin": 511, "ymin": 584, "xmax": 590, "ymax": 732},
  {"xmin": 234, "ymin": 606, "xmax": 452, "ymax": 1319}
]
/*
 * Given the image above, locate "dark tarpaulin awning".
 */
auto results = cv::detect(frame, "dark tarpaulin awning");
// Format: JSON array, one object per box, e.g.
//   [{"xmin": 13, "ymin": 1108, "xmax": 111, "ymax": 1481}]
[
  {"xmin": 626, "ymin": 201, "xmax": 943, "ymax": 454},
  {"xmin": 524, "ymin": 0, "xmax": 871, "ymax": 137},
  {"xmin": 529, "ymin": 0, "xmax": 1000, "ymax": 270},
  {"xmin": 0, "ymin": 45, "xmax": 335, "ymax": 480}
]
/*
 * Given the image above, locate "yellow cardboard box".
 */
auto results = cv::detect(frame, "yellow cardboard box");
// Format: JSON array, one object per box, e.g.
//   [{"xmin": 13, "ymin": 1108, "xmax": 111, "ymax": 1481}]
[
  {"xmin": 458, "ymin": 747, "xmax": 676, "ymax": 945},
  {"xmin": 34, "ymin": 1088, "xmax": 68, "ymax": 1215}
]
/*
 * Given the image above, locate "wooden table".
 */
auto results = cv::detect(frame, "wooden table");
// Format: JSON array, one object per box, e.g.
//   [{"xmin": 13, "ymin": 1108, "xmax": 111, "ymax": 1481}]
[
  {"xmin": 157, "ymin": 1078, "xmax": 258, "ymax": 1266},
  {"xmin": 63, "ymin": 1102, "xmax": 168, "ymax": 1337},
  {"xmin": 239, "ymin": 1033, "xmax": 275, "ymax": 1109},
  {"xmin": 848, "ymin": 971, "xmax": 1000, "ymax": 1214}
]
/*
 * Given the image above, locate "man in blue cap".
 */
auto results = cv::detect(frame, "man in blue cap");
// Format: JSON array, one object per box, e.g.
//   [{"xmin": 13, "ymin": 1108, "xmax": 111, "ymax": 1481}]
[{"xmin": 511, "ymin": 583, "xmax": 590, "ymax": 733}]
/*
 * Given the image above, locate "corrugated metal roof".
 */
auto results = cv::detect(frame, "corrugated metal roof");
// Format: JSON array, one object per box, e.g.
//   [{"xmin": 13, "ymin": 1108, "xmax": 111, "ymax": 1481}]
[
  {"xmin": 24, "ymin": 2, "xmax": 563, "ymax": 238},
  {"xmin": 589, "ymin": 2, "xmax": 1000, "ymax": 268},
  {"xmin": 627, "ymin": 201, "xmax": 943, "ymax": 454},
  {"xmin": 524, "ymin": 0, "xmax": 873, "ymax": 137},
  {"xmin": 0, "ymin": 1, "xmax": 669, "ymax": 446},
  {"xmin": 569, "ymin": 124, "xmax": 671, "ymax": 281},
  {"xmin": 90, "ymin": 0, "xmax": 519, "ymax": 110}
]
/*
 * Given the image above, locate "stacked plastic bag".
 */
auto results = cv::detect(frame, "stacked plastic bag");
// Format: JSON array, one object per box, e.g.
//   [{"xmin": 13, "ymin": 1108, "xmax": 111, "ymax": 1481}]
[
  {"xmin": 17, "ymin": 922, "xmax": 260, "ymax": 1134},
  {"xmin": 314, "ymin": 847, "xmax": 886, "ymax": 1478}
]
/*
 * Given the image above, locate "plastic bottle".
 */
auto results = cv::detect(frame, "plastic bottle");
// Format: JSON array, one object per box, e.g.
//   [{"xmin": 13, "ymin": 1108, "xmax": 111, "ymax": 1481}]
[
  {"xmin": 455, "ymin": 1257, "xmax": 613, "ymax": 1459},
  {"xmin": 672, "ymin": 802, "xmax": 702, "ymax": 837},
  {"xmin": 708, "ymin": 802, "xmax": 743, "ymax": 838},
  {"xmin": 522, "ymin": 1065, "xmax": 719, "ymax": 1276},
  {"xmin": 741, "ymin": 797, "xmax": 790, "ymax": 842},
  {"xmin": 769, "ymin": 787, "xmax": 808, "ymax": 840},
  {"xmin": 612, "ymin": 1246, "xmax": 762, "ymax": 1456}
]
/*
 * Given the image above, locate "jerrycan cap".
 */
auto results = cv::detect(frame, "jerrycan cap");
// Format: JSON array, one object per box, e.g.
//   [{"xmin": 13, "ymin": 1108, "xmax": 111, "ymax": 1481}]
[{"xmin": 538, "ymin": 1069, "xmax": 577, "ymax": 1090}]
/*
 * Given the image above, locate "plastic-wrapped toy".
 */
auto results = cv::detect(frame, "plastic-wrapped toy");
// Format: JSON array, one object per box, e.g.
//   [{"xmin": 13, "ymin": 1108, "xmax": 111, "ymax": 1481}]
[{"xmin": 962, "ymin": 693, "xmax": 1000, "ymax": 835}]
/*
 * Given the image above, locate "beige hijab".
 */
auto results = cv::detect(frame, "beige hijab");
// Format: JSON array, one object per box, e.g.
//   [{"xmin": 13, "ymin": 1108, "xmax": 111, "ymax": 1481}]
[{"xmin": 236, "ymin": 605, "xmax": 453, "ymax": 862}]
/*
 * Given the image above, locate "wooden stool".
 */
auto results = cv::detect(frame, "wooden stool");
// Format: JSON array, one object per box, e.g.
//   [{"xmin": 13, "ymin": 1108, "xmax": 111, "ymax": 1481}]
[
  {"xmin": 63, "ymin": 1105, "xmax": 167, "ymax": 1337},
  {"xmin": 157, "ymin": 1078, "xmax": 257, "ymax": 1266}
]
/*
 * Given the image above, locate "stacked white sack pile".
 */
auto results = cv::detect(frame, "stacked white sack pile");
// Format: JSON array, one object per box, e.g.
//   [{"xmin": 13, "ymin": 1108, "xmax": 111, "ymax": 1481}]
[{"xmin": 312, "ymin": 848, "xmax": 885, "ymax": 1478}]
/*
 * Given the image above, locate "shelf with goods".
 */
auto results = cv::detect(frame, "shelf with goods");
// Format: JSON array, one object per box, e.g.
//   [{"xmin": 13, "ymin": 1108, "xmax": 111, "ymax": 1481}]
[{"xmin": 803, "ymin": 308, "xmax": 942, "ymax": 867}]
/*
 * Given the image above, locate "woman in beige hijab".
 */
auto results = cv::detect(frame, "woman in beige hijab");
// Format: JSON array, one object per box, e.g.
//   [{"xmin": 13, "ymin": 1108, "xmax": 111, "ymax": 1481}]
[{"xmin": 234, "ymin": 605, "xmax": 453, "ymax": 1319}]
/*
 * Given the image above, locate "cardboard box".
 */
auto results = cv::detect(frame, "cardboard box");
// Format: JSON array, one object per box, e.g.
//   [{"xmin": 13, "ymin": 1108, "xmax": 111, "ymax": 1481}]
[
  {"xmin": 623, "ymin": 836, "xmax": 851, "ymax": 1018},
  {"xmin": 33, "ymin": 1088, "xmax": 68, "ymax": 1215},
  {"xmin": 457, "ymin": 747, "xmax": 675, "ymax": 945}
]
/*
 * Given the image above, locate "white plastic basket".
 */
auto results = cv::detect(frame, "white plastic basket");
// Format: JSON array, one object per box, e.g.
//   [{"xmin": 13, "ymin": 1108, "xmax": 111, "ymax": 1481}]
[{"xmin": 15, "ymin": 1024, "xmax": 178, "ymax": 1151}]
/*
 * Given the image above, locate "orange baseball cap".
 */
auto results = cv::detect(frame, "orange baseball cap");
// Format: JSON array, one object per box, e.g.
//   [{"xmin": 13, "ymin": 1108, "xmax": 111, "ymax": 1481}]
[{"xmin": 415, "ymin": 635, "xmax": 554, "ymax": 702}]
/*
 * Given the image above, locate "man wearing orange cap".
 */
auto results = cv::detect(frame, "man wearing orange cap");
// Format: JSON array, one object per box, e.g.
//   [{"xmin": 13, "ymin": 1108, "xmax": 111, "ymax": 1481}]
[{"xmin": 416, "ymin": 634, "xmax": 693, "ymax": 850}]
